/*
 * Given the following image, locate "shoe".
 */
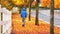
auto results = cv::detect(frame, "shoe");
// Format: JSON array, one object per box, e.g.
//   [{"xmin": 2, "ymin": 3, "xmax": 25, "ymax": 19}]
[{"xmin": 22, "ymin": 24, "xmax": 25, "ymax": 27}]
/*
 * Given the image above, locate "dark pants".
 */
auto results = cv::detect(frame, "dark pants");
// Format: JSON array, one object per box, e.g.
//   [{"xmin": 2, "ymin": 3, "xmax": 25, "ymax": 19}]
[{"xmin": 22, "ymin": 18, "xmax": 25, "ymax": 26}]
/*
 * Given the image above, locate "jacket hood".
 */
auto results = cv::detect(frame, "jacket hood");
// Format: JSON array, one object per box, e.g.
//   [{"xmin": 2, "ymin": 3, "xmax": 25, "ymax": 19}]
[{"xmin": 22, "ymin": 8, "xmax": 26, "ymax": 11}]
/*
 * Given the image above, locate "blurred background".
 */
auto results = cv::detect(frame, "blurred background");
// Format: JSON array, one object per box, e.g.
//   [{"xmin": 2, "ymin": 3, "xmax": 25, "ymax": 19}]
[{"xmin": 0, "ymin": 0, "xmax": 60, "ymax": 34}]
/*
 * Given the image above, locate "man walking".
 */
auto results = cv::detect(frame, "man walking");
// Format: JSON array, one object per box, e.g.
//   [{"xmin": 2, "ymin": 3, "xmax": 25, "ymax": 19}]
[{"xmin": 20, "ymin": 7, "xmax": 27, "ymax": 26}]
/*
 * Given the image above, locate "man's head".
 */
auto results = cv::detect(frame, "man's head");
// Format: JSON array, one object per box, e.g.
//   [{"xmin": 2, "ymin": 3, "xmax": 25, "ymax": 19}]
[{"xmin": 22, "ymin": 8, "xmax": 26, "ymax": 11}]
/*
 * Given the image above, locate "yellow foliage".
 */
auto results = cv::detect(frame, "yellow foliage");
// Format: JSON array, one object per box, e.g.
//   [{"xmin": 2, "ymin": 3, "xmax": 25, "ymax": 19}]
[
  {"xmin": 41, "ymin": 0, "xmax": 50, "ymax": 7},
  {"xmin": 41, "ymin": 0, "xmax": 60, "ymax": 8},
  {"xmin": 12, "ymin": 0, "xmax": 24, "ymax": 6}
]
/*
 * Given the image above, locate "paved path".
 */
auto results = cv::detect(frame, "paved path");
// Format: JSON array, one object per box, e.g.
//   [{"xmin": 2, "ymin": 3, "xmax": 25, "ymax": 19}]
[{"xmin": 31, "ymin": 9, "xmax": 60, "ymax": 27}]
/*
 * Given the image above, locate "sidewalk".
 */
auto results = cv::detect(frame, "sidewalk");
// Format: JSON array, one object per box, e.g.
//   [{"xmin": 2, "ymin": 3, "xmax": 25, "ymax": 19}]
[{"xmin": 11, "ymin": 13, "xmax": 60, "ymax": 34}]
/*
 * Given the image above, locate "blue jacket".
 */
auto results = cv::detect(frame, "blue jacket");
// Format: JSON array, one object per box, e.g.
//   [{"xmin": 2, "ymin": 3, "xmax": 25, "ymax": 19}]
[{"xmin": 20, "ymin": 8, "xmax": 27, "ymax": 18}]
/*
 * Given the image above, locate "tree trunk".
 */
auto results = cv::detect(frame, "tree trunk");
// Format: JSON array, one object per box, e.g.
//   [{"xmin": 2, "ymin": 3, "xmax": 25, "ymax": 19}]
[
  {"xmin": 29, "ymin": 0, "xmax": 31, "ymax": 21},
  {"xmin": 35, "ymin": 0, "xmax": 39, "ymax": 25},
  {"xmin": 50, "ymin": 0, "xmax": 54, "ymax": 34}
]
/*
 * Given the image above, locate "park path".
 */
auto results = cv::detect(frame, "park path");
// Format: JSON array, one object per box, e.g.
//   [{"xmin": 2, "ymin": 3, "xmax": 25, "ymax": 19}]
[{"xmin": 11, "ymin": 13, "xmax": 60, "ymax": 34}]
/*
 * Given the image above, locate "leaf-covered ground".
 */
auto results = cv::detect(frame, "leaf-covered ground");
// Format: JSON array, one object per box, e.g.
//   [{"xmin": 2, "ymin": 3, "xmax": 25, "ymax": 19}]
[{"xmin": 11, "ymin": 13, "xmax": 60, "ymax": 34}]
